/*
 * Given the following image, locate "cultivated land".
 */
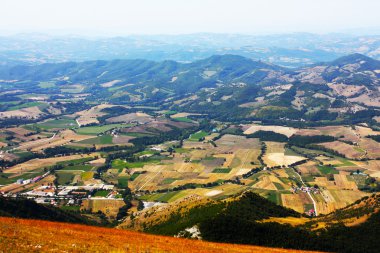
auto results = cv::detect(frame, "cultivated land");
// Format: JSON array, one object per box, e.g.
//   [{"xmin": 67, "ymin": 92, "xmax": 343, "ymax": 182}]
[
  {"xmin": 1, "ymin": 53, "xmax": 380, "ymax": 252},
  {"xmin": 0, "ymin": 120, "xmax": 378, "ymax": 216}
]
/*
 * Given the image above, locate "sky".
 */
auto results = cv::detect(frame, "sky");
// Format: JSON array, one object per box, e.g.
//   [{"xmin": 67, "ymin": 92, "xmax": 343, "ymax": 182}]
[{"xmin": 1, "ymin": 0, "xmax": 380, "ymax": 36}]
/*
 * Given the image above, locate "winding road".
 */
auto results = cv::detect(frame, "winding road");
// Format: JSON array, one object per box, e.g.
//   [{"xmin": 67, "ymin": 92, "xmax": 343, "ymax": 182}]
[{"xmin": 293, "ymin": 169, "xmax": 318, "ymax": 216}]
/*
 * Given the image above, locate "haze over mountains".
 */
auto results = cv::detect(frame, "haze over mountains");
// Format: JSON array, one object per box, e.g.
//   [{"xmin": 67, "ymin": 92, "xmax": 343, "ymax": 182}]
[{"xmin": 1, "ymin": 33, "xmax": 380, "ymax": 67}]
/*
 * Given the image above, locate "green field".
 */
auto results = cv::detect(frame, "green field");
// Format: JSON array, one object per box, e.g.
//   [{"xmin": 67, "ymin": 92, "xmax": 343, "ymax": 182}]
[
  {"xmin": 112, "ymin": 159, "xmax": 129, "ymax": 170},
  {"xmin": 163, "ymin": 110, "xmax": 177, "ymax": 115},
  {"xmin": 56, "ymin": 172, "xmax": 75, "ymax": 185},
  {"xmin": 122, "ymin": 132, "xmax": 155, "ymax": 137},
  {"xmin": 112, "ymin": 157, "xmax": 162, "ymax": 169},
  {"xmin": 172, "ymin": 117, "xmax": 193, "ymax": 123},
  {"xmin": 0, "ymin": 172, "xmax": 42, "ymax": 185},
  {"xmin": 60, "ymin": 205, "xmax": 81, "ymax": 212},
  {"xmin": 32, "ymin": 118, "xmax": 78, "ymax": 130},
  {"xmin": 81, "ymin": 172, "xmax": 94, "ymax": 181},
  {"xmin": 129, "ymin": 173, "xmax": 141, "ymax": 181},
  {"xmin": 59, "ymin": 165, "xmax": 93, "ymax": 171},
  {"xmin": 57, "ymin": 157, "xmax": 94, "ymax": 166},
  {"xmin": 189, "ymin": 131, "xmax": 208, "ymax": 141},
  {"xmin": 212, "ymin": 168, "xmax": 232, "ymax": 173},
  {"xmin": 117, "ymin": 177, "xmax": 129, "ymax": 188},
  {"xmin": 317, "ymin": 165, "xmax": 339, "ymax": 175},
  {"xmin": 8, "ymin": 101, "xmax": 46, "ymax": 111},
  {"xmin": 75, "ymin": 124, "xmax": 126, "ymax": 135},
  {"xmin": 94, "ymin": 190, "xmax": 111, "ymax": 197},
  {"xmin": 161, "ymin": 178, "xmax": 178, "ymax": 184},
  {"xmin": 174, "ymin": 148, "xmax": 190, "ymax": 153},
  {"xmin": 38, "ymin": 81, "xmax": 56, "ymax": 88},
  {"xmin": 78, "ymin": 135, "xmax": 113, "ymax": 145},
  {"xmin": 334, "ymin": 157, "xmax": 356, "ymax": 167}
]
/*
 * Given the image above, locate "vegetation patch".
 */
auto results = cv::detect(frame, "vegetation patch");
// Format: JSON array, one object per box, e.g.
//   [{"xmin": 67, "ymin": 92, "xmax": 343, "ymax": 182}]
[{"xmin": 212, "ymin": 168, "xmax": 232, "ymax": 173}]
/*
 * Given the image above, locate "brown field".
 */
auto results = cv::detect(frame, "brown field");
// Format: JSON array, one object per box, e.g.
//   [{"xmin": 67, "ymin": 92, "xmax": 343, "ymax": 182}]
[
  {"xmin": 327, "ymin": 83, "xmax": 366, "ymax": 97},
  {"xmin": 265, "ymin": 153, "xmax": 306, "ymax": 167},
  {"xmin": 0, "ymin": 217, "xmax": 321, "ymax": 253},
  {"xmin": 348, "ymin": 93, "xmax": 380, "ymax": 107},
  {"xmin": 281, "ymin": 194, "xmax": 306, "ymax": 213},
  {"xmin": 264, "ymin": 142, "xmax": 306, "ymax": 167},
  {"xmin": 112, "ymin": 135, "xmax": 135, "ymax": 144},
  {"xmin": 243, "ymin": 124, "xmax": 298, "ymax": 137},
  {"xmin": 353, "ymin": 160, "xmax": 380, "ymax": 178},
  {"xmin": 106, "ymin": 112, "xmax": 153, "ymax": 124},
  {"xmin": 3, "ymin": 153, "xmax": 98, "ymax": 174},
  {"xmin": 317, "ymin": 141, "xmax": 365, "ymax": 159},
  {"xmin": 81, "ymin": 198, "xmax": 125, "ymax": 218},
  {"xmin": 0, "ymin": 106, "xmax": 44, "ymax": 119},
  {"xmin": 252, "ymin": 174, "xmax": 280, "ymax": 191},
  {"xmin": 17, "ymin": 130, "xmax": 93, "ymax": 152},
  {"xmin": 230, "ymin": 148, "xmax": 261, "ymax": 168},
  {"xmin": 297, "ymin": 161, "xmax": 321, "ymax": 176},
  {"xmin": 358, "ymin": 138, "xmax": 380, "ymax": 159},
  {"xmin": 7, "ymin": 127, "xmax": 32, "ymax": 136},
  {"xmin": 313, "ymin": 188, "xmax": 369, "ymax": 214},
  {"xmin": 75, "ymin": 104, "xmax": 120, "ymax": 126},
  {"xmin": 170, "ymin": 112, "xmax": 202, "ymax": 118},
  {"xmin": 333, "ymin": 172, "xmax": 357, "ymax": 190},
  {"xmin": 0, "ymin": 174, "xmax": 55, "ymax": 194}
]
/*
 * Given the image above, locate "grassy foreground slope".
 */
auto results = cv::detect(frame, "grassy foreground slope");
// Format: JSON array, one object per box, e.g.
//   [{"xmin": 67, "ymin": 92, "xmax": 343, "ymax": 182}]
[{"xmin": 0, "ymin": 217, "xmax": 322, "ymax": 253}]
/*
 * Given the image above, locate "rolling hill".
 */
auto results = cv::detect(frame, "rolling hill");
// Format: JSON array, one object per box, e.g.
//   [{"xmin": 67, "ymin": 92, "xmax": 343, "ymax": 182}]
[
  {"xmin": 1, "ymin": 53, "xmax": 380, "ymax": 126},
  {"xmin": 0, "ymin": 216, "xmax": 323, "ymax": 253}
]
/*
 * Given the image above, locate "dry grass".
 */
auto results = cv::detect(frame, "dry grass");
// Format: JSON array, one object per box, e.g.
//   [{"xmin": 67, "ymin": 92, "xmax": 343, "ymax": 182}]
[
  {"xmin": 243, "ymin": 124, "xmax": 298, "ymax": 137},
  {"xmin": 106, "ymin": 112, "xmax": 152, "ymax": 124},
  {"xmin": 17, "ymin": 130, "xmax": 93, "ymax": 152},
  {"xmin": 3, "ymin": 153, "xmax": 98, "ymax": 174},
  {"xmin": 281, "ymin": 194, "xmax": 305, "ymax": 213},
  {"xmin": 0, "ymin": 106, "xmax": 44, "ymax": 119},
  {"xmin": 0, "ymin": 217, "xmax": 322, "ymax": 253},
  {"xmin": 75, "ymin": 104, "xmax": 119, "ymax": 126},
  {"xmin": 317, "ymin": 141, "xmax": 364, "ymax": 159}
]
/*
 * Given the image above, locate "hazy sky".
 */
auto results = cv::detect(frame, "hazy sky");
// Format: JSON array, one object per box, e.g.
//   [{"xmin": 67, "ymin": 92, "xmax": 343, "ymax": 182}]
[{"xmin": 1, "ymin": 0, "xmax": 380, "ymax": 35}]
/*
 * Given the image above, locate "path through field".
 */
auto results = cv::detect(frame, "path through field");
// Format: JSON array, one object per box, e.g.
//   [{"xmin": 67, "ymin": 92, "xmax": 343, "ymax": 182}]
[{"xmin": 293, "ymin": 168, "xmax": 318, "ymax": 216}]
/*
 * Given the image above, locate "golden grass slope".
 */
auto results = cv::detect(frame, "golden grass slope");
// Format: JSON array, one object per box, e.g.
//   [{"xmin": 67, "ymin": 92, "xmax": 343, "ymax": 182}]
[{"xmin": 0, "ymin": 217, "xmax": 324, "ymax": 253}]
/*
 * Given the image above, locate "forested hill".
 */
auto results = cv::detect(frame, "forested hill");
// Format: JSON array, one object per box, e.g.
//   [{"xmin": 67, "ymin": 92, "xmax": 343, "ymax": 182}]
[
  {"xmin": 0, "ymin": 197, "xmax": 96, "ymax": 225},
  {"xmin": 1, "ymin": 53, "xmax": 380, "ymax": 124}
]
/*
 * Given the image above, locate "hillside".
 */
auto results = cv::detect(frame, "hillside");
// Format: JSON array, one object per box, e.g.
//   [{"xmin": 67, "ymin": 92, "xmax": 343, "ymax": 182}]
[
  {"xmin": 127, "ymin": 193, "xmax": 380, "ymax": 253},
  {"xmin": 1, "ymin": 53, "xmax": 380, "ymax": 125},
  {"xmin": 0, "ymin": 217, "xmax": 323, "ymax": 253},
  {"xmin": 0, "ymin": 197, "xmax": 102, "ymax": 225}
]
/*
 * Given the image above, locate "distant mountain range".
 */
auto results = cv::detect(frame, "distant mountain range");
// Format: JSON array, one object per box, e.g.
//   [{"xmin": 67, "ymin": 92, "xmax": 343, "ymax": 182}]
[
  {"xmin": 1, "ymin": 53, "xmax": 380, "ymax": 125},
  {"xmin": 1, "ymin": 33, "xmax": 380, "ymax": 67}
]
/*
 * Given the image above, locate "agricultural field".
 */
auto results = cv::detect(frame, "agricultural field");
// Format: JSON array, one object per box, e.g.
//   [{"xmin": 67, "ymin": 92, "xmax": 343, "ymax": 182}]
[
  {"xmin": 243, "ymin": 124, "xmax": 298, "ymax": 137},
  {"xmin": 28, "ymin": 117, "xmax": 78, "ymax": 130},
  {"xmin": 74, "ymin": 104, "xmax": 119, "ymax": 126},
  {"xmin": 263, "ymin": 142, "xmax": 307, "ymax": 167},
  {"xmin": 0, "ymin": 106, "xmax": 45, "ymax": 119},
  {"xmin": 75, "ymin": 124, "xmax": 126, "ymax": 135},
  {"xmin": 1, "ymin": 103, "xmax": 379, "ymax": 222}
]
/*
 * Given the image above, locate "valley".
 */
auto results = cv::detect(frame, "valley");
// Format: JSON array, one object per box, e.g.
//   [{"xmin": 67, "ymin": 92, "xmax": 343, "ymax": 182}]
[{"xmin": 1, "ymin": 53, "xmax": 380, "ymax": 253}]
